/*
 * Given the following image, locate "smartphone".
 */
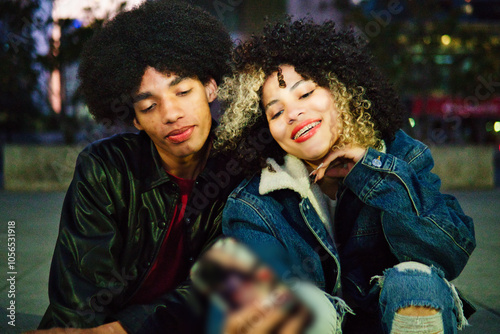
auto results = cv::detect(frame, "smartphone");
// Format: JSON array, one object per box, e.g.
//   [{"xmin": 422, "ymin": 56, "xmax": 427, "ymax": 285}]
[{"xmin": 191, "ymin": 237, "xmax": 288, "ymax": 312}]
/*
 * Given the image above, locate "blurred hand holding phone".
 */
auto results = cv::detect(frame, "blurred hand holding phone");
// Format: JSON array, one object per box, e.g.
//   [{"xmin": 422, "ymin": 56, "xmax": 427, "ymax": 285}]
[{"xmin": 190, "ymin": 237, "xmax": 312, "ymax": 333}]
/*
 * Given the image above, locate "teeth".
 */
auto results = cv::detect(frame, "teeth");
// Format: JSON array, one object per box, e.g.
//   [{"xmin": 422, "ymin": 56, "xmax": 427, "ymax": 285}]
[{"xmin": 294, "ymin": 121, "xmax": 321, "ymax": 140}]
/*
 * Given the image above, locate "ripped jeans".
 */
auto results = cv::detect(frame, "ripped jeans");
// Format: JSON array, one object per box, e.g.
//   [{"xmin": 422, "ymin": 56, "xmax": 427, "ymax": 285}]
[{"xmin": 375, "ymin": 262, "xmax": 467, "ymax": 334}]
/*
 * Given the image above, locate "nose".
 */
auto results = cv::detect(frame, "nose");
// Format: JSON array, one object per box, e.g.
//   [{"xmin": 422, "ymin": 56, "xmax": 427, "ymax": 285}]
[
  {"xmin": 159, "ymin": 98, "xmax": 183, "ymax": 124},
  {"xmin": 285, "ymin": 105, "xmax": 304, "ymax": 124}
]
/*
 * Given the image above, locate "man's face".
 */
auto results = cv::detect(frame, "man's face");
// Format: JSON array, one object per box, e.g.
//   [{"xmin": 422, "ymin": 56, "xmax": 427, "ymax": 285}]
[{"xmin": 132, "ymin": 67, "xmax": 216, "ymax": 163}]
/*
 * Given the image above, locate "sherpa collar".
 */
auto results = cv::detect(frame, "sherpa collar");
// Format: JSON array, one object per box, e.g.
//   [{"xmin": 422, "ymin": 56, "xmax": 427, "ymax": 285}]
[
  {"xmin": 258, "ymin": 140, "xmax": 386, "ymax": 232},
  {"xmin": 259, "ymin": 154, "xmax": 332, "ymax": 231}
]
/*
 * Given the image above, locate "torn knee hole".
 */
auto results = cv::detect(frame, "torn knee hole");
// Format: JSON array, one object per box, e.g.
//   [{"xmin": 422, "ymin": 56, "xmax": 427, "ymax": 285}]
[
  {"xmin": 394, "ymin": 261, "xmax": 432, "ymax": 274},
  {"xmin": 397, "ymin": 305, "xmax": 440, "ymax": 316}
]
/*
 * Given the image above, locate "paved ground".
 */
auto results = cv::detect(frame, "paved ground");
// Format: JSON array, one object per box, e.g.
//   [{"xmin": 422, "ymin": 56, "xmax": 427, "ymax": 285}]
[{"xmin": 0, "ymin": 189, "xmax": 499, "ymax": 333}]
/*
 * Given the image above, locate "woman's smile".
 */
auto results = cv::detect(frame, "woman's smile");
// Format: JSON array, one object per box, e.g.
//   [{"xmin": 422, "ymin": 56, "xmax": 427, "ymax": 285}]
[{"xmin": 262, "ymin": 65, "xmax": 341, "ymax": 163}]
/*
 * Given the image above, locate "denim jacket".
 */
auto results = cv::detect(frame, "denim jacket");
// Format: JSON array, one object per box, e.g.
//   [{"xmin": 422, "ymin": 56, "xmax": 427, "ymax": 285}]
[{"xmin": 222, "ymin": 130, "xmax": 475, "ymax": 315}]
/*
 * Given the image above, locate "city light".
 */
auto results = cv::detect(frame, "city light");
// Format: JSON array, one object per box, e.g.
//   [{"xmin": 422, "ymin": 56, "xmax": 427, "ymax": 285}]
[
  {"xmin": 494, "ymin": 121, "xmax": 500, "ymax": 132},
  {"xmin": 53, "ymin": 0, "xmax": 145, "ymax": 21},
  {"xmin": 464, "ymin": 4, "xmax": 473, "ymax": 15},
  {"xmin": 408, "ymin": 118, "xmax": 416, "ymax": 128},
  {"xmin": 441, "ymin": 35, "xmax": 451, "ymax": 46}
]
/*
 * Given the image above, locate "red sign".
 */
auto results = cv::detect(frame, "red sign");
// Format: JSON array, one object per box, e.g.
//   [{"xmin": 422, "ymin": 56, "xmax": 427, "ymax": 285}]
[{"xmin": 412, "ymin": 97, "xmax": 500, "ymax": 117}]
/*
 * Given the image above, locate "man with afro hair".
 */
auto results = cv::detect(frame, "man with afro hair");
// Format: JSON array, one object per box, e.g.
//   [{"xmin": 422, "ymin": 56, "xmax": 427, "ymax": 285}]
[{"xmin": 36, "ymin": 1, "xmax": 241, "ymax": 333}]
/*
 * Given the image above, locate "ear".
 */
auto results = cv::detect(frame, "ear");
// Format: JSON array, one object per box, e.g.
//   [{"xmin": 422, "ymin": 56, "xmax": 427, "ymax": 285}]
[
  {"xmin": 204, "ymin": 78, "xmax": 218, "ymax": 103},
  {"xmin": 133, "ymin": 117, "xmax": 143, "ymax": 131}
]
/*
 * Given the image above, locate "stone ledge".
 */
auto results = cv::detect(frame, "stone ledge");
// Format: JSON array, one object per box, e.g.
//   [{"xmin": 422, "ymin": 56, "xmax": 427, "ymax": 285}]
[{"xmin": 2, "ymin": 144, "xmax": 495, "ymax": 191}]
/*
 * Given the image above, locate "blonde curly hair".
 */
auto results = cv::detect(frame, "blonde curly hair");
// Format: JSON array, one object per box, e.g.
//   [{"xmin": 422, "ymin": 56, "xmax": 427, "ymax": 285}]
[{"xmin": 215, "ymin": 67, "xmax": 267, "ymax": 151}]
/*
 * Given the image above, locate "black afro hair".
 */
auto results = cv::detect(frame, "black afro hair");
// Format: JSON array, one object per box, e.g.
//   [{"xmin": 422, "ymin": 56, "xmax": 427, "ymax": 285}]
[
  {"xmin": 234, "ymin": 17, "xmax": 404, "ymax": 141},
  {"xmin": 78, "ymin": 0, "xmax": 233, "ymax": 125}
]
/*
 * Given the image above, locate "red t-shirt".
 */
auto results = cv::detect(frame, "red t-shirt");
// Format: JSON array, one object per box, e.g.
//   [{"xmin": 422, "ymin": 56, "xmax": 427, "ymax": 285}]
[{"xmin": 129, "ymin": 172, "xmax": 194, "ymax": 305}]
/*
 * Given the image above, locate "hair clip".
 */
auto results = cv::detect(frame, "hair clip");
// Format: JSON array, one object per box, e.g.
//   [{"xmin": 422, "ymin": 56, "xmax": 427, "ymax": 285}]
[{"xmin": 277, "ymin": 67, "xmax": 286, "ymax": 88}]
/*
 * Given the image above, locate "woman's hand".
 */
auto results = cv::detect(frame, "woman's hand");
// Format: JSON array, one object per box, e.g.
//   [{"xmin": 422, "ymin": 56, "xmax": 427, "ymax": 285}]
[
  {"xmin": 223, "ymin": 290, "xmax": 310, "ymax": 334},
  {"xmin": 310, "ymin": 144, "xmax": 367, "ymax": 182}
]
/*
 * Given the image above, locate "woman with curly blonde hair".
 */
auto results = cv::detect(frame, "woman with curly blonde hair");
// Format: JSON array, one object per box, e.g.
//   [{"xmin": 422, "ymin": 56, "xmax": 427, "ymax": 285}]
[{"xmin": 216, "ymin": 18, "xmax": 475, "ymax": 334}]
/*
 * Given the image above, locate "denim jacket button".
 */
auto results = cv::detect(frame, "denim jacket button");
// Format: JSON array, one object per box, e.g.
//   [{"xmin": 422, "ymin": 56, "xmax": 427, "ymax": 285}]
[{"xmin": 372, "ymin": 158, "xmax": 382, "ymax": 167}]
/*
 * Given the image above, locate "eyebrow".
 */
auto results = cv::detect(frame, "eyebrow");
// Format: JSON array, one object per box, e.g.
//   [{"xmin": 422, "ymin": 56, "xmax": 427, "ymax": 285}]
[
  {"xmin": 132, "ymin": 76, "xmax": 189, "ymax": 103},
  {"xmin": 264, "ymin": 79, "xmax": 305, "ymax": 111},
  {"xmin": 169, "ymin": 76, "xmax": 188, "ymax": 87},
  {"xmin": 290, "ymin": 79, "xmax": 305, "ymax": 91},
  {"xmin": 132, "ymin": 92, "xmax": 152, "ymax": 104}
]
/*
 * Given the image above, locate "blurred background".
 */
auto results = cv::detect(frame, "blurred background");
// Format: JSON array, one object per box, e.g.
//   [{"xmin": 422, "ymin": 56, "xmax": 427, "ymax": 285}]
[
  {"xmin": 1, "ymin": 0, "xmax": 500, "ymax": 191},
  {"xmin": 0, "ymin": 1, "xmax": 499, "ymax": 333}
]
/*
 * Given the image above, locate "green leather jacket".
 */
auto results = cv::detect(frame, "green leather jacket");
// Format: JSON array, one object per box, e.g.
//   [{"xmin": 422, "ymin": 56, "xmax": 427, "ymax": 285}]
[{"xmin": 39, "ymin": 131, "xmax": 243, "ymax": 332}]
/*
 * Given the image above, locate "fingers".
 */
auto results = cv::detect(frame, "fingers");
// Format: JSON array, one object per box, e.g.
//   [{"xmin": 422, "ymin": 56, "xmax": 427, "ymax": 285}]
[
  {"xmin": 310, "ymin": 149, "xmax": 347, "ymax": 182},
  {"xmin": 23, "ymin": 321, "xmax": 127, "ymax": 334},
  {"xmin": 93, "ymin": 321, "xmax": 128, "ymax": 334},
  {"xmin": 224, "ymin": 290, "xmax": 299, "ymax": 334},
  {"xmin": 311, "ymin": 145, "xmax": 367, "ymax": 182},
  {"xmin": 313, "ymin": 160, "xmax": 349, "ymax": 182},
  {"xmin": 23, "ymin": 329, "xmax": 85, "ymax": 334},
  {"xmin": 278, "ymin": 305, "xmax": 311, "ymax": 334}
]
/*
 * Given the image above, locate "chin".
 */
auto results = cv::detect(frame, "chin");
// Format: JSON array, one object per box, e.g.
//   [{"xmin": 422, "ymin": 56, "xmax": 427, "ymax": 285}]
[{"xmin": 298, "ymin": 147, "xmax": 330, "ymax": 161}]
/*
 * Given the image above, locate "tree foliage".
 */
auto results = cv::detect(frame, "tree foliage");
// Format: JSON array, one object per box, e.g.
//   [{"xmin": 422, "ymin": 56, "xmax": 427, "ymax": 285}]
[
  {"xmin": 0, "ymin": 0, "xmax": 51, "ymax": 138},
  {"xmin": 338, "ymin": 0, "xmax": 500, "ymax": 99}
]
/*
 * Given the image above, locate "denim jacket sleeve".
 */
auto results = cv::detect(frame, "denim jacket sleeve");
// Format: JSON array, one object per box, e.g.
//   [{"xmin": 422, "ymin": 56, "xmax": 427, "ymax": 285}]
[
  {"xmin": 343, "ymin": 132, "xmax": 475, "ymax": 280},
  {"xmin": 222, "ymin": 189, "xmax": 295, "ymax": 279}
]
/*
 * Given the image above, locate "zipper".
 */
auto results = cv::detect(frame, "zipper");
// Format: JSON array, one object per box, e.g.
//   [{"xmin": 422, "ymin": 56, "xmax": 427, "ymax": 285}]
[
  {"xmin": 334, "ymin": 182, "xmax": 347, "ymax": 223},
  {"xmin": 299, "ymin": 200, "xmax": 342, "ymax": 293}
]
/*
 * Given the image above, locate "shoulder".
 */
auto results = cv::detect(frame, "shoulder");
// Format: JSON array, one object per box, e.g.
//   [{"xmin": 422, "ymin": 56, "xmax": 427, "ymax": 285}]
[
  {"xmin": 226, "ymin": 170, "xmax": 299, "ymax": 217},
  {"xmin": 81, "ymin": 131, "xmax": 148, "ymax": 159},
  {"xmin": 386, "ymin": 129, "xmax": 431, "ymax": 164},
  {"xmin": 229, "ymin": 173, "xmax": 262, "ymax": 200},
  {"xmin": 227, "ymin": 172, "xmax": 283, "ymax": 210},
  {"xmin": 73, "ymin": 131, "xmax": 156, "ymax": 185},
  {"xmin": 77, "ymin": 132, "xmax": 151, "ymax": 167}
]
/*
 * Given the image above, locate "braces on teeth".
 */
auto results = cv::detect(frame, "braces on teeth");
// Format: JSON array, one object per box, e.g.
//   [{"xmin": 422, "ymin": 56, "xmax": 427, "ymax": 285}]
[{"xmin": 294, "ymin": 121, "xmax": 320, "ymax": 139}]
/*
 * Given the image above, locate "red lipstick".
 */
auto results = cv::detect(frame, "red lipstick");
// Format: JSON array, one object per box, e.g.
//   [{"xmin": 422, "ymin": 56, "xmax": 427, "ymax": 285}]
[{"xmin": 291, "ymin": 119, "xmax": 322, "ymax": 143}]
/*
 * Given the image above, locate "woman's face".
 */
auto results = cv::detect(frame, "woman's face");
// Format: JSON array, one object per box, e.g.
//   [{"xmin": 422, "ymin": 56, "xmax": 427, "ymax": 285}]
[{"xmin": 262, "ymin": 65, "xmax": 341, "ymax": 166}]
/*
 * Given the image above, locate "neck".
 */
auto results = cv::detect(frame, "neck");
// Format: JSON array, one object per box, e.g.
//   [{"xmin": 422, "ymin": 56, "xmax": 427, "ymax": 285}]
[
  {"xmin": 159, "ymin": 140, "xmax": 211, "ymax": 180},
  {"xmin": 304, "ymin": 159, "xmax": 322, "ymax": 171}
]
